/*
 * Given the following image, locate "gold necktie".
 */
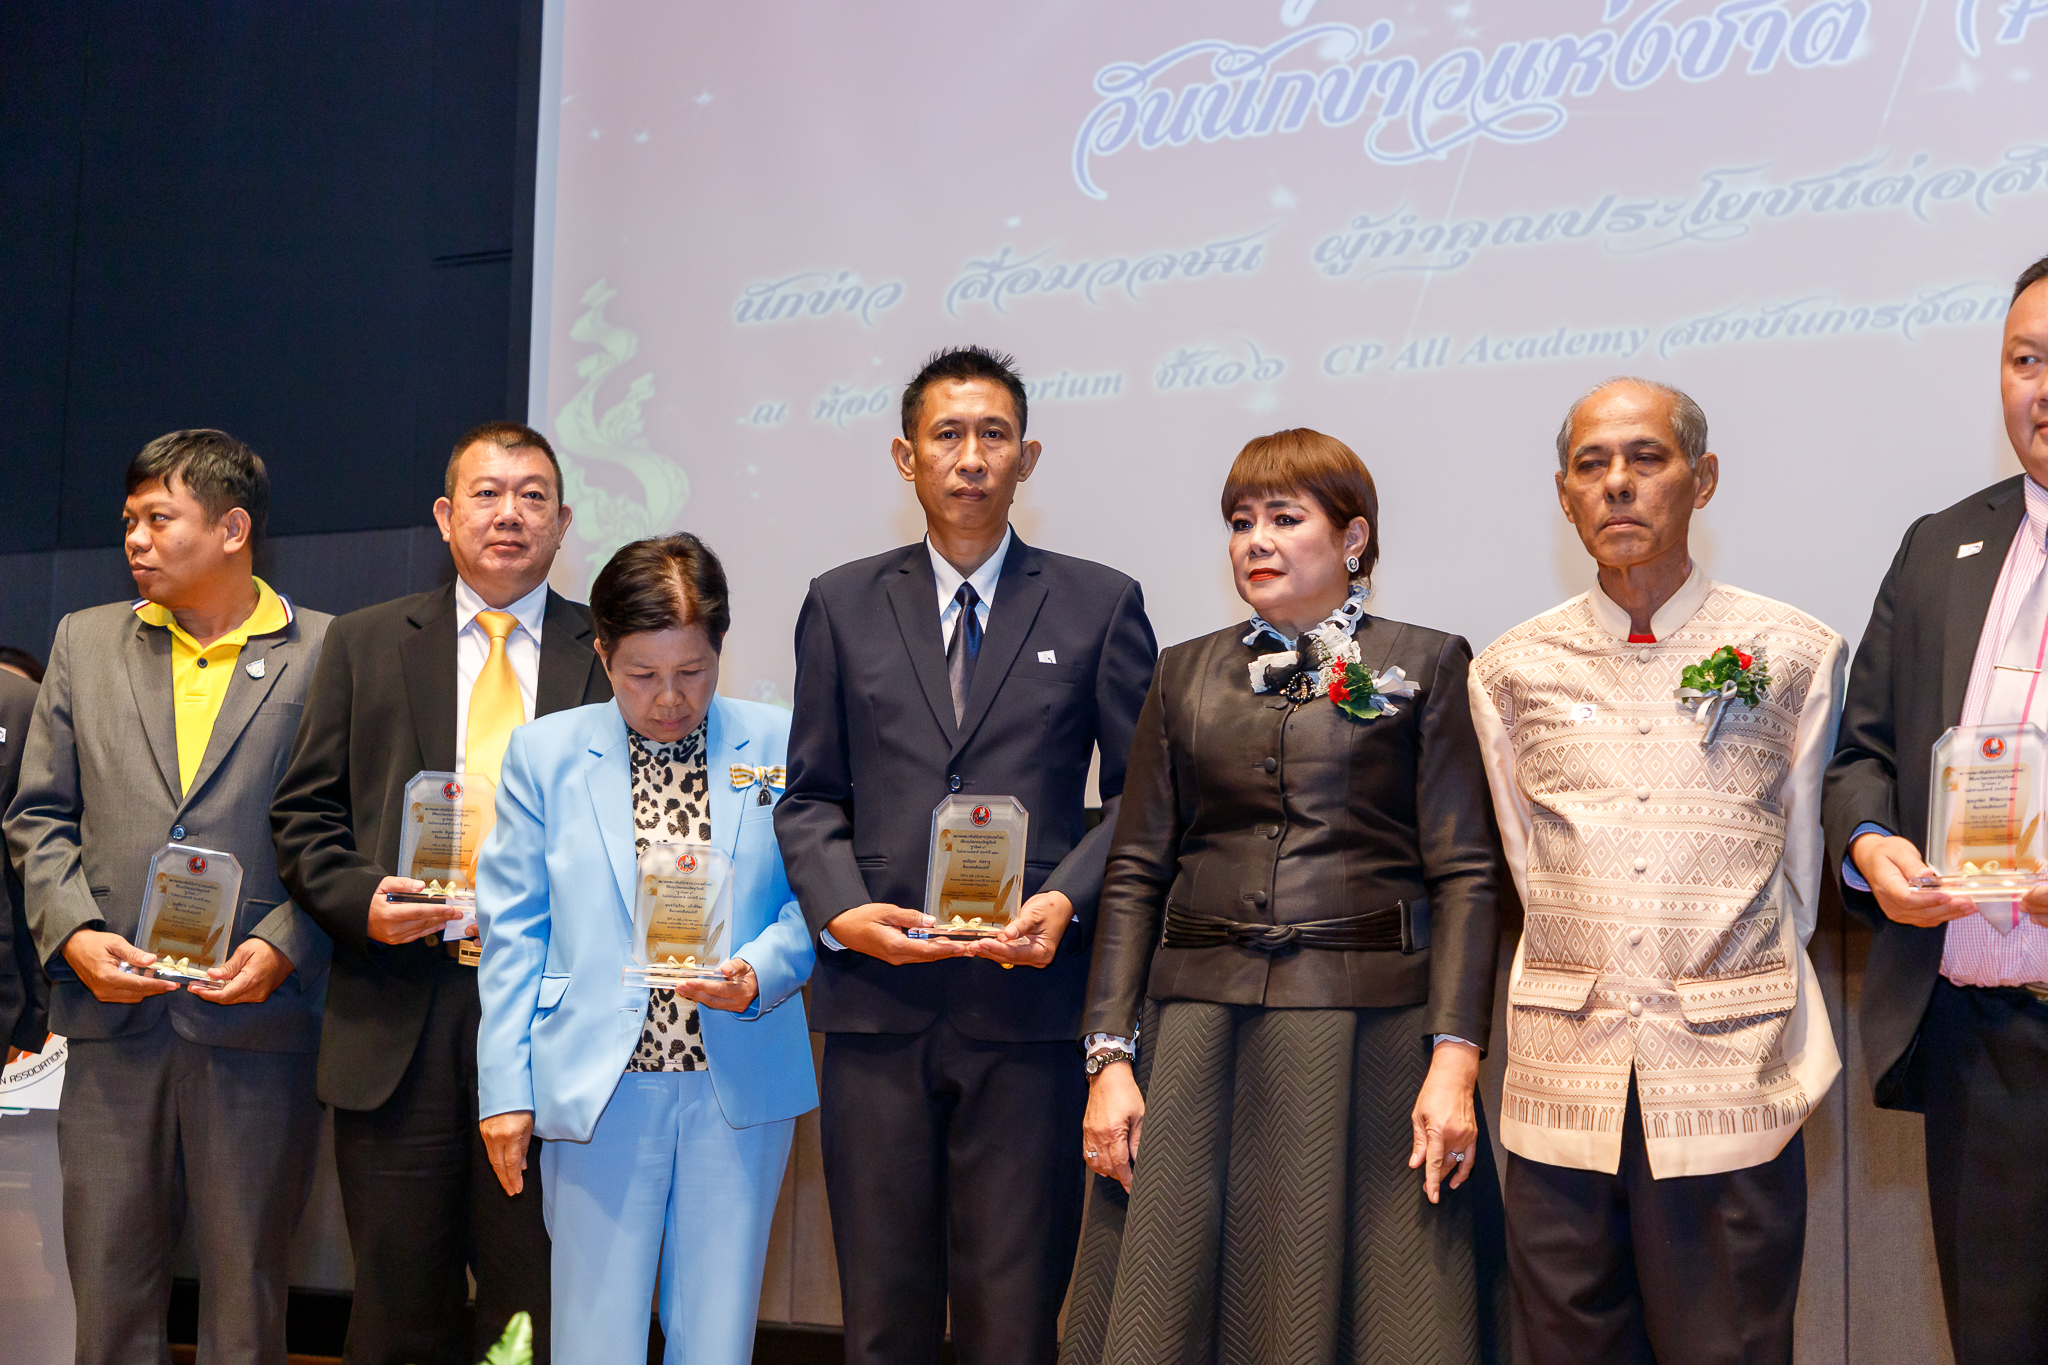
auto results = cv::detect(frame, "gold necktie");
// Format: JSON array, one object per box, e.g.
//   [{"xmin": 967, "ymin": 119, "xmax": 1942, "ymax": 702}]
[{"xmin": 466, "ymin": 610, "xmax": 524, "ymax": 785}]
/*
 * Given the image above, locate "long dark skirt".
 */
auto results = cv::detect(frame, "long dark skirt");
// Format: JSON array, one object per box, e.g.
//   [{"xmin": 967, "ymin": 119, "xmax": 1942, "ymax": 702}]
[{"xmin": 1059, "ymin": 999, "xmax": 1508, "ymax": 1365}]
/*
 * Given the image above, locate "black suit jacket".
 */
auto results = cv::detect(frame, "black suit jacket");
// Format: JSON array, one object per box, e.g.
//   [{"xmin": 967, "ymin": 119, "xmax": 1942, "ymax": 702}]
[
  {"xmin": 1824, "ymin": 474, "xmax": 2026, "ymax": 1111},
  {"xmin": 1084, "ymin": 619, "xmax": 1500, "ymax": 1048},
  {"xmin": 0, "ymin": 670, "xmax": 47, "ymax": 1053},
  {"xmin": 776, "ymin": 535, "xmax": 1157, "ymax": 1041},
  {"xmin": 271, "ymin": 583, "xmax": 610, "ymax": 1111}
]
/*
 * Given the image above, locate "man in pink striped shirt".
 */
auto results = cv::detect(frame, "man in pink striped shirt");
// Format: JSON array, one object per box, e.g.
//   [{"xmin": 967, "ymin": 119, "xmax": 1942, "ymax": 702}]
[{"xmin": 1824, "ymin": 251, "xmax": 2048, "ymax": 1365}]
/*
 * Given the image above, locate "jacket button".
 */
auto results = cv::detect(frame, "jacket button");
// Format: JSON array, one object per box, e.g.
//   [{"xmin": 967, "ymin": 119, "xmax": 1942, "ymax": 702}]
[
  {"xmin": 1263, "ymin": 757, "xmax": 1278, "ymax": 774},
  {"xmin": 1635, "ymin": 787, "xmax": 1651, "ymax": 801},
  {"xmin": 949, "ymin": 774, "xmax": 961, "ymax": 792},
  {"xmin": 1260, "ymin": 824, "xmax": 1279, "ymax": 839},
  {"xmin": 1627, "ymin": 927, "xmax": 1644, "ymax": 946},
  {"xmin": 1637, "ymin": 719, "xmax": 1653, "ymax": 734},
  {"xmin": 1627, "ymin": 999, "xmax": 1644, "ymax": 1018},
  {"xmin": 171, "ymin": 825, "xmax": 186, "ymax": 841},
  {"xmin": 1631, "ymin": 856, "xmax": 1648, "ymax": 873},
  {"xmin": 1635, "ymin": 650, "xmax": 1652, "ymax": 664},
  {"xmin": 1246, "ymin": 890, "xmax": 1268, "ymax": 907}
]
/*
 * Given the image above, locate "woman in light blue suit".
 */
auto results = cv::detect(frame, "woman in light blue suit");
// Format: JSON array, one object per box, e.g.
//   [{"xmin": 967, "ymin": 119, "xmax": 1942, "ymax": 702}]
[{"xmin": 474, "ymin": 533, "xmax": 816, "ymax": 1365}]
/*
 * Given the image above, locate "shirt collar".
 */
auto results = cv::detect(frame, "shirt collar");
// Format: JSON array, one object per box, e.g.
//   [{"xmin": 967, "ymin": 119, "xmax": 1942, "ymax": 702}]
[
  {"xmin": 2024, "ymin": 474, "xmax": 2048, "ymax": 531},
  {"xmin": 455, "ymin": 576, "xmax": 549, "ymax": 639},
  {"xmin": 927, "ymin": 525, "xmax": 1012, "ymax": 610},
  {"xmin": 133, "ymin": 576, "xmax": 291, "ymax": 648},
  {"xmin": 1585, "ymin": 562, "xmax": 1715, "ymax": 643}
]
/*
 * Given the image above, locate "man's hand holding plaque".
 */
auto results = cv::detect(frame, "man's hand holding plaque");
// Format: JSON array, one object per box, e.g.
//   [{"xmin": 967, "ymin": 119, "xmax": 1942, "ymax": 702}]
[
  {"xmin": 123, "ymin": 843, "xmax": 244, "ymax": 982},
  {"xmin": 1908, "ymin": 722, "xmax": 2048, "ymax": 931},
  {"xmin": 388, "ymin": 772, "xmax": 495, "ymax": 946},
  {"xmin": 909, "ymin": 796, "xmax": 1030, "ymax": 941}
]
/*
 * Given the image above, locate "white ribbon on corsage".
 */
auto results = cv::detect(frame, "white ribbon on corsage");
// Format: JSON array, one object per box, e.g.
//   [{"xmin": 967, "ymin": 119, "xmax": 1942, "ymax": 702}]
[
  {"xmin": 1357, "ymin": 664, "xmax": 1418, "ymax": 717},
  {"xmin": 1677, "ymin": 678, "xmax": 1741, "ymax": 747}
]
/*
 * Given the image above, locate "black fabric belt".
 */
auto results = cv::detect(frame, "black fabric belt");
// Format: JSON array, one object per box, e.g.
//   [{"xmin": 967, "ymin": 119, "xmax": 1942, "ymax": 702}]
[{"xmin": 1161, "ymin": 898, "xmax": 1427, "ymax": 955}]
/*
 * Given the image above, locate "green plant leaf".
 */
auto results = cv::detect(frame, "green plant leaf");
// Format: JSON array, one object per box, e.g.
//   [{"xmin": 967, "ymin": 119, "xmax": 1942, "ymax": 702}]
[{"xmin": 480, "ymin": 1311, "xmax": 534, "ymax": 1365}]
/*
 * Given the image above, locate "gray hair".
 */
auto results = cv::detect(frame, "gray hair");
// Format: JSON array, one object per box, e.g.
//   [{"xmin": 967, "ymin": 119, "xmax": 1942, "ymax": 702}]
[{"xmin": 1554, "ymin": 376, "xmax": 1708, "ymax": 472}]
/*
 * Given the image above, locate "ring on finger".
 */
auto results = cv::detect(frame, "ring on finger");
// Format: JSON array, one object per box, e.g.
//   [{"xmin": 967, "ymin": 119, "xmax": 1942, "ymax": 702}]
[{"xmin": 1449, "ymin": 1150, "xmax": 1467, "ymax": 1163}]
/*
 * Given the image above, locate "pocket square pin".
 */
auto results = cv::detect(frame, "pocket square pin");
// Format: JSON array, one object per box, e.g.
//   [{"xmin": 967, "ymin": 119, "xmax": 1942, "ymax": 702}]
[
  {"xmin": 246, "ymin": 658, "xmax": 265, "ymax": 678},
  {"xmin": 1958, "ymin": 541, "xmax": 1985, "ymax": 559},
  {"xmin": 1038, "ymin": 649, "xmax": 1057, "ymax": 664}
]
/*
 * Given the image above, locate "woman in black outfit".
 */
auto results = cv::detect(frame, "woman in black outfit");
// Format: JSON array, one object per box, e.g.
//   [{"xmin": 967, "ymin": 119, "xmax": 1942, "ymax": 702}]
[{"xmin": 1059, "ymin": 429, "xmax": 1507, "ymax": 1365}]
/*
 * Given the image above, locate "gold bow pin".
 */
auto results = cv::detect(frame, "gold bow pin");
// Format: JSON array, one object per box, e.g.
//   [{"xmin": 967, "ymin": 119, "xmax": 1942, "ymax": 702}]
[{"xmin": 730, "ymin": 764, "xmax": 787, "ymax": 806}]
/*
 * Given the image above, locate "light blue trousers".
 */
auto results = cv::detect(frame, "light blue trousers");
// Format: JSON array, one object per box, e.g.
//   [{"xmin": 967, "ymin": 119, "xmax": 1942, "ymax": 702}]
[{"xmin": 541, "ymin": 1070, "xmax": 795, "ymax": 1365}]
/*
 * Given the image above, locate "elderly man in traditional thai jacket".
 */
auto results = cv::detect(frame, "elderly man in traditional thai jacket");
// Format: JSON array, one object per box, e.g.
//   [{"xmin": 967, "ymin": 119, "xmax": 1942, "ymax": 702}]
[{"xmin": 1468, "ymin": 377, "xmax": 1843, "ymax": 1365}]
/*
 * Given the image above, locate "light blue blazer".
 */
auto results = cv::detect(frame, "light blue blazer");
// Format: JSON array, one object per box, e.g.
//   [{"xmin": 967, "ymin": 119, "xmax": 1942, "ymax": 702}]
[{"xmin": 476, "ymin": 694, "xmax": 818, "ymax": 1142}]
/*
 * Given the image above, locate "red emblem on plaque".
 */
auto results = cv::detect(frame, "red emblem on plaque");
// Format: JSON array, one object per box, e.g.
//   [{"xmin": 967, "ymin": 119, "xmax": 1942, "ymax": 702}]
[
  {"xmin": 679, "ymin": 853, "xmax": 697, "ymax": 873},
  {"xmin": 187, "ymin": 855, "xmax": 208, "ymax": 876},
  {"xmin": 1984, "ymin": 736, "xmax": 2008, "ymax": 760},
  {"xmin": 443, "ymin": 779, "xmax": 463, "ymax": 800},
  {"xmin": 972, "ymin": 805, "xmax": 992, "ymax": 827}
]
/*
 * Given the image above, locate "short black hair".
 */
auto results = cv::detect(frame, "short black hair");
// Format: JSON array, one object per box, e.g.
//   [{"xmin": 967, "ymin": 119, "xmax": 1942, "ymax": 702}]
[
  {"xmin": 589, "ymin": 532, "xmax": 732, "ymax": 652},
  {"xmin": 446, "ymin": 421, "xmax": 564, "ymax": 499},
  {"xmin": 2015, "ymin": 254, "xmax": 2048, "ymax": 306},
  {"xmin": 900, "ymin": 346, "xmax": 1029, "ymax": 439},
  {"xmin": 124, "ymin": 429, "xmax": 270, "ymax": 540},
  {"xmin": 0, "ymin": 646, "xmax": 44, "ymax": 684}
]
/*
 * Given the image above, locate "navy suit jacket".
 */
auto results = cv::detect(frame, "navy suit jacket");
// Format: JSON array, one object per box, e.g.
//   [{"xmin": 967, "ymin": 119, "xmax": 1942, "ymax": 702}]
[{"xmin": 776, "ymin": 533, "xmax": 1157, "ymax": 1041}]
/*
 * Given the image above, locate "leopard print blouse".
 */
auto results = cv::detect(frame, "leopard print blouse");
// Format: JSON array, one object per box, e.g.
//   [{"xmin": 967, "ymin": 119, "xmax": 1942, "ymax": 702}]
[{"xmin": 625, "ymin": 723, "xmax": 712, "ymax": 1073}]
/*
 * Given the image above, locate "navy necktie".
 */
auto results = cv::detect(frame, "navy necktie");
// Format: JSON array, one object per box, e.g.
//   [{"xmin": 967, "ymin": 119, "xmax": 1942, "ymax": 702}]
[{"xmin": 947, "ymin": 582, "xmax": 982, "ymax": 726}]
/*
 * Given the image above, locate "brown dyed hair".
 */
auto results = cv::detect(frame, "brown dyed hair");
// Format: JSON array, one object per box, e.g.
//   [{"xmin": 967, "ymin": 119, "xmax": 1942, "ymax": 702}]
[
  {"xmin": 589, "ymin": 533, "xmax": 731, "ymax": 652},
  {"xmin": 1219, "ymin": 428, "xmax": 1381, "ymax": 583}
]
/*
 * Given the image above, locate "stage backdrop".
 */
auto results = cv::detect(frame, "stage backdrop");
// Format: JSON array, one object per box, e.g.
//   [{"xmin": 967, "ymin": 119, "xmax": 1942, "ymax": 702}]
[{"xmin": 530, "ymin": 0, "xmax": 2044, "ymax": 692}]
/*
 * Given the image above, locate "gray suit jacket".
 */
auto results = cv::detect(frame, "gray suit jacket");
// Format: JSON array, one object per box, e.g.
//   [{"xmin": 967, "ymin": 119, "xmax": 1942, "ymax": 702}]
[{"xmin": 5, "ymin": 596, "xmax": 333, "ymax": 1051}]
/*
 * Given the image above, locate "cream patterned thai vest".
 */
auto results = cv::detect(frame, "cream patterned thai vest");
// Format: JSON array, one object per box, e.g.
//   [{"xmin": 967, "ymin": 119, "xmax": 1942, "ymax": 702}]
[{"xmin": 1472, "ymin": 576, "xmax": 1842, "ymax": 1177}]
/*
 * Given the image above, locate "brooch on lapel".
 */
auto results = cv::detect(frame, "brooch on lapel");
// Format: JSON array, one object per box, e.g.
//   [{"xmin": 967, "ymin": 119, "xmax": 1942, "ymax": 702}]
[{"xmin": 730, "ymin": 764, "xmax": 787, "ymax": 806}]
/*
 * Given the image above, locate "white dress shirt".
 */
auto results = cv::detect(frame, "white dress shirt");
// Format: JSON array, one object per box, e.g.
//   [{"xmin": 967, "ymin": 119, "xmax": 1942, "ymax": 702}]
[
  {"xmin": 453, "ymin": 576, "xmax": 546, "ymax": 774},
  {"xmin": 930, "ymin": 526, "xmax": 1010, "ymax": 650}
]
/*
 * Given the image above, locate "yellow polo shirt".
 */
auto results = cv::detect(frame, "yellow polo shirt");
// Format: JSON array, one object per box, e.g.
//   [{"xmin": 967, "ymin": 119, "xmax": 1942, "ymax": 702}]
[{"xmin": 134, "ymin": 578, "xmax": 292, "ymax": 795}]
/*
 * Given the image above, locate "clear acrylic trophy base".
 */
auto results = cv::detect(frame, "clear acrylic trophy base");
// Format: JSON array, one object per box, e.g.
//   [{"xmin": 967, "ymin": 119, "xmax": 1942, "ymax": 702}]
[
  {"xmin": 906, "ymin": 916, "xmax": 1007, "ymax": 941},
  {"xmin": 1910, "ymin": 870, "xmax": 2048, "ymax": 902},
  {"xmin": 121, "ymin": 957, "xmax": 215, "ymax": 981},
  {"xmin": 622, "ymin": 960, "xmax": 727, "ymax": 988}
]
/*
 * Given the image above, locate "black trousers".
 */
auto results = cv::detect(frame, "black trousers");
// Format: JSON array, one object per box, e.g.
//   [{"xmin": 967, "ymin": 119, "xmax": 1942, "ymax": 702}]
[
  {"xmin": 822, "ymin": 1019, "xmax": 1087, "ymax": 1365},
  {"xmin": 1505, "ymin": 1076, "xmax": 1806, "ymax": 1365},
  {"xmin": 331, "ymin": 956, "xmax": 550, "ymax": 1365},
  {"xmin": 1919, "ymin": 978, "xmax": 2048, "ymax": 1365}
]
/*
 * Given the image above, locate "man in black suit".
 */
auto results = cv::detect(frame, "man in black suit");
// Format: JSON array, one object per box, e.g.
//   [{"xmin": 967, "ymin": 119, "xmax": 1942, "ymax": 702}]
[
  {"xmin": 777, "ymin": 346, "xmax": 1157, "ymax": 1365},
  {"xmin": 272, "ymin": 423, "xmax": 609, "ymax": 1365},
  {"xmin": 0, "ymin": 663, "xmax": 47, "ymax": 1061},
  {"xmin": 1824, "ymin": 253, "xmax": 2048, "ymax": 1363}
]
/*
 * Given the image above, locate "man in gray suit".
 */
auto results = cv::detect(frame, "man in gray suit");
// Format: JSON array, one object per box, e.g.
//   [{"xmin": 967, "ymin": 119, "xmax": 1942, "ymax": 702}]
[{"xmin": 5, "ymin": 430, "xmax": 332, "ymax": 1365}]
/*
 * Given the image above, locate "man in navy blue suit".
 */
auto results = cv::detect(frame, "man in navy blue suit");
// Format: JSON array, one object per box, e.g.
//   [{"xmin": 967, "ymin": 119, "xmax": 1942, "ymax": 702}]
[{"xmin": 777, "ymin": 346, "xmax": 1157, "ymax": 1365}]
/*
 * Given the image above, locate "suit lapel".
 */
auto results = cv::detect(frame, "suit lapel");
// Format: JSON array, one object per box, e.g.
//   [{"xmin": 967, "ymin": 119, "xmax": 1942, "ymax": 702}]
[
  {"xmin": 951, "ymin": 541, "xmax": 1045, "ymax": 760},
  {"xmin": 582, "ymin": 704, "xmax": 639, "ymax": 922},
  {"xmin": 178, "ymin": 630, "xmax": 288, "ymax": 812},
  {"xmin": 705, "ymin": 696, "xmax": 747, "ymax": 861},
  {"xmin": 123, "ymin": 618, "xmax": 182, "ymax": 803},
  {"xmin": 399, "ymin": 585, "xmax": 459, "ymax": 774},
  {"xmin": 885, "ymin": 549, "xmax": 959, "ymax": 741},
  {"xmin": 1943, "ymin": 479, "xmax": 2027, "ymax": 728},
  {"xmin": 537, "ymin": 589, "xmax": 599, "ymax": 716}
]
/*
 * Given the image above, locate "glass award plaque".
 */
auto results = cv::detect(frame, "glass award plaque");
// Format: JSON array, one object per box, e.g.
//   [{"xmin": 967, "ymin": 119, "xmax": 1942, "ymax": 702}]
[
  {"xmin": 1914, "ymin": 723, "xmax": 2048, "ymax": 929},
  {"xmin": 622, "ymin": 842, "xmax": 734, "ymax": 987},
  {"xmin": 133, "ymin": 843, "xmax": 242, "ymax": 980},
  {"xmin": 388, "ymin": 771, "xmax": 495, "ymax": 938},
  {"xmin": 907, "ymin": 795, "xmax": 1028, "ymax": 940}
]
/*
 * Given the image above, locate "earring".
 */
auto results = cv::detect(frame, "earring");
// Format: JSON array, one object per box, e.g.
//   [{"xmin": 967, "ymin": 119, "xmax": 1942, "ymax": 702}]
[{"xmin": 1346, "ymin": 554, "xmax": 1361, "ymax": 574}]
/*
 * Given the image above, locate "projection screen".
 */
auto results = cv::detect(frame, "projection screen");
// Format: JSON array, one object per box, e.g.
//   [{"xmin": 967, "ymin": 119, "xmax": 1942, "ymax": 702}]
[{"xmin": 530, "ymin": 0, "xmax": 2048, "ymax": 704}]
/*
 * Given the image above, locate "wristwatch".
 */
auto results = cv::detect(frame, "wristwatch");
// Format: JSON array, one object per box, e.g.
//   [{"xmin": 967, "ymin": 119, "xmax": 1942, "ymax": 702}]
[{"xmin": 1085, "ymin": 1048, "xmax": 1136, "ymax": 1076}]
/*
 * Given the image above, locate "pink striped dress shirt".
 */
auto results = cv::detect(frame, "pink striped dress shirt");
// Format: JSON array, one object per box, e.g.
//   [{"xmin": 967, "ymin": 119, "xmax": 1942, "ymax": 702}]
[{"xmin": 1943, "ymin": 474, "xmax": 2048, "ymax": 986}]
